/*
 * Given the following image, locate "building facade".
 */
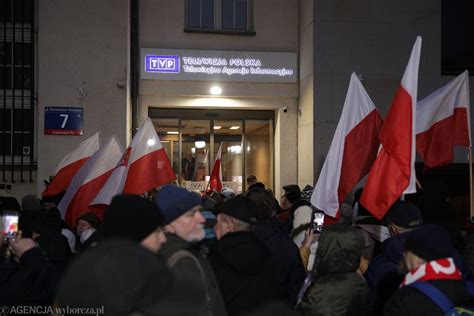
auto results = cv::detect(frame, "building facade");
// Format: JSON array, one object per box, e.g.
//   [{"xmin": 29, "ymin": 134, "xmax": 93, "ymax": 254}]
[{"xmin": 1, "ymin": 0, "xmax": 472, "ymax": 204}]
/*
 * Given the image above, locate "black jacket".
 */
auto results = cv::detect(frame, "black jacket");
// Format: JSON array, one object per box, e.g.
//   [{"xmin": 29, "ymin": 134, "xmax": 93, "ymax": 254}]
[
  {"xmin": 254, "ymin": 219, "xmax": 306, "ymax": 305},
  {"xmin": 0, "ymin": 247, "xmax": 58, "ymax": 307},
  {"xmin": 384, "ymin": 279, "xmax": 473, "ymax": 315},
  {"xmin": 209, "ymin": 231, "xmax": 286, "ymax": 316},
  {"xmin": 160, "ymin": 233, "xmax": 227, "ymax": 316}
]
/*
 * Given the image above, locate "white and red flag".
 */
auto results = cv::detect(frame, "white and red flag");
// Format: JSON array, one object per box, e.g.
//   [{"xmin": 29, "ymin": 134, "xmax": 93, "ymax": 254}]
[
  {"xmin": 416, "ymin": 70, "xmax": 471, "ymax": 169},
  {"xmin": 122, "ymin": 117, "xmax": 176, "ymax": 194},
  {"xmin": 360, "ymin": 36, "xmax": 422, "ymax": 220},
  {"xmin": 209, "ymin": 142, "xmax": 223, "ymax": 192},
  {"xmin": 58, "ymin": 135, "xmax": 124, "ymax": 228},
  {"xmin": 42, "ymin": 133, "xmax": 99, "ymax": 197},
  {"xmin": 311, "ymin": 73, "xmax": 383, "ymax": 218},
  {"xmin": 90, "ymin": 117, "xmax": 176, "ymax": 208}
]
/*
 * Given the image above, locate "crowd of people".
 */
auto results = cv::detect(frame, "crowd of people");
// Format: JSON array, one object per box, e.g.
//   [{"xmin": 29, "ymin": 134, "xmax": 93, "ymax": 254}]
[{"xmin": 1, "ymin": 174, "xmax": 474, "ymax": 315}]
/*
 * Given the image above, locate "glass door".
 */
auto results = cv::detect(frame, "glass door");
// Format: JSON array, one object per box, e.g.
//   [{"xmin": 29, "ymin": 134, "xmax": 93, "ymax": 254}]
[
  {"xmin": 153, "ymin": 118, "xmax": 179, "ymax": 180},
  {"xmin": 245, "ymin": 119, "xmax": 273, "ymax": 192},
  {"xmin": 180, "ymin": 120, "xmax": 210, "ymax": 190},
  {"xmin": 214, "ymin": 120, "xmax": 243, "ymax": 192},
  {"xmin": 150, "ymin": 108, "xmax": 274, "ymax": 193}
]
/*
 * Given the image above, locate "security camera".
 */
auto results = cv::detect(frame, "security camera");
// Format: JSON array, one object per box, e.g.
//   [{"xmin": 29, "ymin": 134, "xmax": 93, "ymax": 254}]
[{"xmin": 283, "ymin": 106, "xmax": 288, "ymax": 113}]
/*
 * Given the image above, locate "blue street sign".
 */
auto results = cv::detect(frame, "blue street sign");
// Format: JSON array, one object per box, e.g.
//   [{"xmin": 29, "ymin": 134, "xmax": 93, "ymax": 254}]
[{"xmin": 44, "ymin": 107, "xmax": 84, "ymax": 135}]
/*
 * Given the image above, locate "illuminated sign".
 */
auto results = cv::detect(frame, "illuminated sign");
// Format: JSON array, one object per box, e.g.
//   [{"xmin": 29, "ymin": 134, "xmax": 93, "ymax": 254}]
[
  {"xmin": 145, "ymin": 55, "xmax": 180, "ymax": 73},
  {"xmin": 141, "ymin": 48, "xmax": 297, "ymax": 83}
]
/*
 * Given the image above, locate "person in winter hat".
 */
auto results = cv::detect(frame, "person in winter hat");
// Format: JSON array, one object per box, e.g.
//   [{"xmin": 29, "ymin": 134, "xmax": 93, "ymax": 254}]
[
  {"xmin": 103, "ymin": 194, "xmax": 166, "ymax": 254},
  {"xmin": 385, "ymin": 224, "xmax": 473, "ymax": 315},
  {"xmin": 211, "ymin": 196, "xmax": 286, "ymax": 315},
  {"xmin": 155, "ymin": 185, "xmax": 227, "ymax": 316}
]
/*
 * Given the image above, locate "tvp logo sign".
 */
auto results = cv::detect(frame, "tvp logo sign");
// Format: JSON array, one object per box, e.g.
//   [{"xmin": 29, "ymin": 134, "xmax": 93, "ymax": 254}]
[{"xmin": 145, "ymin": 55, "xmax": 180, "ymax": 73}]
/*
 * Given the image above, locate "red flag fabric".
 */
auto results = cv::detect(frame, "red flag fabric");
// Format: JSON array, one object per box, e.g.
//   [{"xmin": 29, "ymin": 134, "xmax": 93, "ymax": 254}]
[
  {"xmin": 91, "ymin": 118, "xmax": 176, "ymax": 207},
  {"xmin": 122, "ymin": 118, "xmax": 176, "ymax": 194},
  {"xmin": 58, "ymin": 136, "xmax": 124, "ymax": 228},
  {"xmin": 42, "ymin": 133, "xmax": 99, "ymax": 197},
  {"xmin": 311, "ymin": 73, "xmax": 383, "ymax": 218},
  {"xmin": 360, "ymin": 36, "xmax": 421, "ymax": 220},
  {"xmin": 209, "ymin": 143, "xmax": 223, "ymax": 192},
  {"xmin": 416, "ymin": 71, "xmax": 471, "ymax": 169}
]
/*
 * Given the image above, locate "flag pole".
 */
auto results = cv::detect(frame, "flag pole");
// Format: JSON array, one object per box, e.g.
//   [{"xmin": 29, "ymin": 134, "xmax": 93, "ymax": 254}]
[
  {"xmin": 416, "ymin": 178, "xmax": 422, "ymax": 190},
  {"xmin": 469, "ymin": 146, "xmax": 474, "ymax": 222}
]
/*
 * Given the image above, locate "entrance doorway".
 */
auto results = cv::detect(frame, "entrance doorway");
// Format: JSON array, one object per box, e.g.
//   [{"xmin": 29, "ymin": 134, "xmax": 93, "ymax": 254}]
[{"xmin": 149, "ymin": 108, "xmax": 274, "ymax": 193}]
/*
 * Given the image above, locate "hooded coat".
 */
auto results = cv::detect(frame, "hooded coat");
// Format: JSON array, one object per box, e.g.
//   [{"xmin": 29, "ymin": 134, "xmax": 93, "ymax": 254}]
[{"xmin": 299, "ymin": 224, "xmax": 370, "ymax": 316}]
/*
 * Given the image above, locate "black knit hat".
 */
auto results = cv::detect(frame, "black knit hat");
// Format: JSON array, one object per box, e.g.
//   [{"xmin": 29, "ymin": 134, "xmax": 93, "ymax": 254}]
[
  {"xmin": 216, "ymin": 196, "xmax": 257, "ymax": 224},
  {"xmin": 282, "ymin": 184, "xmax": 301, "ymax": 203},
  {"xmin": 404, "ymin": 224, "xmax": 454, "ymax": 261},
  {"xmin": 385, "ymin": 200, "xmax": 423, "ymax": 229},
  {"xmin": 56, "ymin": 239, "xmax": 202, "ymax": 316},
  {"xmin": 155, "ymin": 185, "xmax": 201, "ymax": 225},
  {"xmin": 76, "ymin": 211, "xmax": 102, "ymax": 229},
  {"xmin": 103, "ymin": 195, "xmax": 164, "ymax": 242}
]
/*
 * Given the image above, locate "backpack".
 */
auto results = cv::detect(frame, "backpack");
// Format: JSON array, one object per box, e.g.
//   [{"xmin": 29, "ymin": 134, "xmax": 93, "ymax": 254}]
[{"xmin": 409, "ymin": 281, "xmax": 474, "ymax": 315}]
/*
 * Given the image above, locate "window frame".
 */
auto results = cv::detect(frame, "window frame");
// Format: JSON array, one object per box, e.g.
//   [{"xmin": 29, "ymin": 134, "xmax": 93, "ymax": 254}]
[
  {"xmin": 1, "ymin": 0, "xmax": 36, "ymax": 182},
  {"xmin": 184, "ymin": 0, "xmax": 255, "ymax": 35}
]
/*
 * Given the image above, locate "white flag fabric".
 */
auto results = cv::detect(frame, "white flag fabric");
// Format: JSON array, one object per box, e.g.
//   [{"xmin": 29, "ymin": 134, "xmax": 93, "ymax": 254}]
[
  {"xmin": 58, "ymin": 135, "xmax": 123, "ymax": 227},
  {"xmin": 311, "ymin": 73, "xmax": 382, "ymax": 217},
  {"xmin": 360, "ymin": 36, "xmax": 421, "ymax": 219},
  {"xmin": 91, "ymin": 117, "xmax": 175, "ymax": 207},
  {"xmin": 42, "ymin": 133, "xmax": 99, "ymax": 197},
  {"xmin": 416, "ymin": 70, "xmax": 471, "ymax": 168}
]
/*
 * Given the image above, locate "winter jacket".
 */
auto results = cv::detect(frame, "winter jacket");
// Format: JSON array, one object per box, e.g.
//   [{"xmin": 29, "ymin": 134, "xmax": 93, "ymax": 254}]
[
  {"xmin": 365, "ymin": 231, "xmax": 410, "ymax": 314},
  {"xmin": 299, "ymin": 224, "xmax": 370, "ymax": 316},
  {"xmin": 209, "ymin": 231, "xmax": 286, "ymax": 315},
  {"xmin": 366, "ymin": 230, "xmax": 471, "ymax": 314},
  {"xmin": 281, "ymin": 199, "xmax": 312, "ymax": 235},
  {"xmin": 254, "ymin": 219, "xmax": 306, "ymax": 305},
  {"xmin": 0, "ymin": 246, "xmax": 58, "ymax": 307},
  {"xmin": 160, "ymin": 233, "xmax": 227, "ymax": 316},
  {"xmin": 384, "ymin": 279, "xmax": 473, "ymax": 315}
]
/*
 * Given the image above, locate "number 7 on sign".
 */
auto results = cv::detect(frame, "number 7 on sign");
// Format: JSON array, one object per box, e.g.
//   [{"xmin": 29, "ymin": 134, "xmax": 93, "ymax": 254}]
[{"xmin": 60, "ymin": 114, "xmax": 69, "ymax": 128}]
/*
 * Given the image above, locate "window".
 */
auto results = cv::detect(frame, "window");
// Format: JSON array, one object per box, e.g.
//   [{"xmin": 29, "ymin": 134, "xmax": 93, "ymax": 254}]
[
  {"xmin": 1, "ymin": 0, "xmax": 36, "ymax": 182},
  {"xmin": 185, "ymin": 0, "xmax": 254, "ymax": 34}
]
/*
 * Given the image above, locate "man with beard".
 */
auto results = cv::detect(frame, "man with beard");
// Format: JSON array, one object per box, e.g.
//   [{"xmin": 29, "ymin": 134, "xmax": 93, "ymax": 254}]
[{"xmin": 155, "ymin": 185, "xmax": 227, "ymax": 316}]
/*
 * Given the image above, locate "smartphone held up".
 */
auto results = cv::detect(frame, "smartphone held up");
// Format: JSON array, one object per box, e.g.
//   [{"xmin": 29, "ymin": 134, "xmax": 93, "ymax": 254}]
[
  {"xmin": 1, "ymin": 211, "xmax": 20, "ymax": 240},
  {"xmin": 311, "ymin": 210, "xmax": 325, "ymax": 233}
]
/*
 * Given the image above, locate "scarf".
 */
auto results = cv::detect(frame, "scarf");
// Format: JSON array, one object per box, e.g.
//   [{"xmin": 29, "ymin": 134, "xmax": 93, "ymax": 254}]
[{"xmin": 401, "ymin": 257, "xmax": 462, "ymax": 286}]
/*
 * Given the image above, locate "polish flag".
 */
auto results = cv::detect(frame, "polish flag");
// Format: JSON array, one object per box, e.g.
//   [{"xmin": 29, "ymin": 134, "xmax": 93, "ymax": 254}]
[
  {"xmin": 90, "ymin": 117, "xmax": 176, "ymax": 208},
  {"xmin": 416, "ymin": 71, "xmax": 471, "ymax": 169},
  {"xmin": 58, "ymin": 135, "xmax": 123, "ymax": 228},
  {"xmin": 360, "ymin": 36, "xmax": 422, "ymax": 220},
  {"xmin": 122, "ymin": 117, "xmax": 176, "ymax": 194},
  {"xmin": 42, "ymin": 133, "xmax": 99, "ymax": 197},
  {"xmin": 209, "ymin": 143, "xmax": 223, "ymax": 192},
  {"xmin": 311, "ymin": 73, "xmax": 383, "ymax": 218}
]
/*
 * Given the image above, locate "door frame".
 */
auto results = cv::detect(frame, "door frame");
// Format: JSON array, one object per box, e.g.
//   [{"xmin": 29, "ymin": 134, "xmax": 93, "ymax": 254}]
[{"xmin": 149, "ymin": 108, "xmax": 275, "ymax": 191}]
